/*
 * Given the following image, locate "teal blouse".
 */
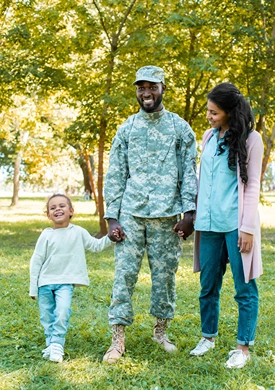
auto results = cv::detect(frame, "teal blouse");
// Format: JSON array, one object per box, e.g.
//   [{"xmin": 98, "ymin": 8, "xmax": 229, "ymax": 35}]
[{"xmin": 195, "ymin": 128, "xmax": 238, "ymax": 232}]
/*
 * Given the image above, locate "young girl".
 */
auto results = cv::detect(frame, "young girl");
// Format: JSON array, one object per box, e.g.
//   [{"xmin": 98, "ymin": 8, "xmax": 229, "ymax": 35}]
[
  {"xmin": 30, "ymin": 194, "xmax": 114, "ymax": 363},
  {"xmin": 188, "ymin": 83, "xmax": 263, "ymax": 368}
]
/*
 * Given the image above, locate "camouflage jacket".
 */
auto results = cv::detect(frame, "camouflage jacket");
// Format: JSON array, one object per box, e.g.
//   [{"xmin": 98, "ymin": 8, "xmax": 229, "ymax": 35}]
[{"xmin": 104, "ymin": 107, "xmax": 197, "ymax": 219}]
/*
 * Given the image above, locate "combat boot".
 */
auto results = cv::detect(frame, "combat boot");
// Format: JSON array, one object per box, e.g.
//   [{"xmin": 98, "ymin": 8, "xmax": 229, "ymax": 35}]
[
  {"xmin": 153, "ymin": 318, "xmax": 177, "ymax": 353},
  {"xmin": 103, "ymin": 324, "xmax": 125, "ymax": 364}
]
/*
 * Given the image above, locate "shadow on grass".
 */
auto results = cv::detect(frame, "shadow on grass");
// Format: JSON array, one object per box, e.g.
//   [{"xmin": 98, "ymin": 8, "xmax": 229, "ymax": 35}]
[{"xmin": 1, "ymin": 211, "xmax": 275, "ymax": 389}]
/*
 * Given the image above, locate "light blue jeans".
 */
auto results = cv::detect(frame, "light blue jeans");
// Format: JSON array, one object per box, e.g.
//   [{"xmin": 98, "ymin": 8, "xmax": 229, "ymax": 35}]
[
  {"xmin": 38, "ymin": 284, "xmax": 74, "ymax": 347},
  {"xmin": 199, "ymin": 230, "xmax": 258, "ymax": 346}
]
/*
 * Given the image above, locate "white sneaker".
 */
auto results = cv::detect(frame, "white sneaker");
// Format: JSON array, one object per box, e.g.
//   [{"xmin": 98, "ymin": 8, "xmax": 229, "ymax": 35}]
[
  {"xmin": 42, "ymin": 345, "xmax": 51, "ymax": 360},
  {"xmin": 225, "ymin": 349, "xmax": 250, "ymax": 369},
  {"xmin": 49, "ymin": 343, "xmax": 64, "ymax": 363},
  {"xmin": 190, "ymin": 338, "xmax": 215, "ymax": 356}
]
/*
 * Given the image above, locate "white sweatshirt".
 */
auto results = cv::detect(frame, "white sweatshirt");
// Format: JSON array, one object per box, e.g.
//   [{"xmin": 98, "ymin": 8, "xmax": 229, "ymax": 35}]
[{"xmin": 29, "ymin": 224, "xmax": 112, "ymax": 296}]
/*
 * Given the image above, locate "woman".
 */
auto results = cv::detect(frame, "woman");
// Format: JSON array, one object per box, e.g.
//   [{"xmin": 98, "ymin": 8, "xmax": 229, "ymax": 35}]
[{"xmin": 189, "ymin": 83, "xmax": 263, "ymax": 368}]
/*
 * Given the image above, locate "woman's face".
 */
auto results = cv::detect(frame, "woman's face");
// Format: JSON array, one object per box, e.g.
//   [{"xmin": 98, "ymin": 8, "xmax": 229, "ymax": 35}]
[{"xmin": 206, "ymin": 100, "xmax": 230, "ymax": 131}]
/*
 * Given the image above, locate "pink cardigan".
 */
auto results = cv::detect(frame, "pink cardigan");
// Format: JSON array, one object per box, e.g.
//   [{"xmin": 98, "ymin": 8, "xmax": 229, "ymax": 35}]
[{"xmin": 193, "ymin": 129, "xmax": 264, "ymax": 283}]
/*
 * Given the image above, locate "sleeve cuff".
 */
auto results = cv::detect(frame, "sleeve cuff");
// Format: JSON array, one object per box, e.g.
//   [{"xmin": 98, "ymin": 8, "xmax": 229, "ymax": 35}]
[{"xmin": 240, "ymin": 225, "xmax": 255, "ymax": 235}]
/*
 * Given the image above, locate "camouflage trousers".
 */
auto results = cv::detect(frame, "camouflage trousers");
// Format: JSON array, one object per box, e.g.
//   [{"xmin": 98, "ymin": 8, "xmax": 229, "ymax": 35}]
[{"xmin": 108, "ymin": 213, "xmax": 182, "ymax": 326}]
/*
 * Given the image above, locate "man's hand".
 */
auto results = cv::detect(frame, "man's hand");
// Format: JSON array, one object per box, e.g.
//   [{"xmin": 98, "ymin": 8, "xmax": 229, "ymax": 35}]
[
  {"xmin": 174, "ymin": 211, "xmax": 195, "ymax": 240},
  {"xmin": 107, "ymin": 218, "xmax": 125, "ymax": 242}
]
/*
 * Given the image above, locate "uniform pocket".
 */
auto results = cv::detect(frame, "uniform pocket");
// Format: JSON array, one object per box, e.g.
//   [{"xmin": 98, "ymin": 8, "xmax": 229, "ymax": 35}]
[
  {"xmin": 128, "ymin": 135, "xmax": 147, "ymax": 164},
  {"xmin": 158, "ymin": 135, "xmax": 175, "ymax": 162}
]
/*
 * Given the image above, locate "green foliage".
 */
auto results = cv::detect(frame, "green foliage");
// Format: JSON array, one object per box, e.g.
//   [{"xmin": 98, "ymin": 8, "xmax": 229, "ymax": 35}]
[
  {"xmin": 0, "ymin": 95, "xmax": 81, "ymax": 189},
  {"xmin": 1, "ymin": 197, "xmax": 275, "ymax": 389},
  {"xmin": 2, "ymin": 0, "xmax": 275, "ymax": 136},
  {"xmin": 262, "ymin": 163, "xmax": 275, "ymax": 192},
  {"xmin": 0, "ymin": 0, "xmax": 274, "ymax": 222}
]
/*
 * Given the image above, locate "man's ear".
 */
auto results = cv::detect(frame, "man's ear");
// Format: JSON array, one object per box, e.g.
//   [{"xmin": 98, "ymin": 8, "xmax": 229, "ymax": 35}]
[{"xmin": 162, "ymin": 84, "xmax": 166, "ymax": 93}]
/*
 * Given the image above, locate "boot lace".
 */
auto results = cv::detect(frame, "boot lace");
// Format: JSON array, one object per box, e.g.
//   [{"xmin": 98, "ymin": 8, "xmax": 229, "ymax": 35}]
[
  {"xmin": 111, "ymin": 324, "xmax": 125, "ymax": 353},
  {"xmin": 154, "ymin": 318, "xmax": 170, "ymax": 343}
]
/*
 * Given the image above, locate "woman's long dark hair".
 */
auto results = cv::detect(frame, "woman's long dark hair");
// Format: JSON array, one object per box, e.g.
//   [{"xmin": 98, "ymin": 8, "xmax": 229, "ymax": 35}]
[{"xmin": 207, "ymin": 82, "xmax": 254, "ymax": 184}]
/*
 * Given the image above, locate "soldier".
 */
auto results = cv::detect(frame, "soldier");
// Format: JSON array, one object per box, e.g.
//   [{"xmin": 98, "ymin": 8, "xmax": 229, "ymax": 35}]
[{"xmin": 103, "ymin": 65, "xmax": 197, "ymax": 363}]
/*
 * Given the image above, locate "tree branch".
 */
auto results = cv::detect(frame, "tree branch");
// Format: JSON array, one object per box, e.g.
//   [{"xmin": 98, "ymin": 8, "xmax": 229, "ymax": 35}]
[
  {"xmin": 116, "ymin": 0, "xmax": 138, "ymax": 40},
  {"xmin": 118, "ymin": 21, "xmax": 164, "ymax": 48},
  {"xmin": 92, "ymin": 0, "xmax": 112, "ymax": 46}
]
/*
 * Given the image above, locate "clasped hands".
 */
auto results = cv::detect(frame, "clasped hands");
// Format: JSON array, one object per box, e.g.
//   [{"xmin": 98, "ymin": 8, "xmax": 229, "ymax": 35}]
[
  {"xmin": 107, "ymin": 212, "xmax": 195, "ymax": 243},
  {"xmin": 107, "ymin": 219, "xmax": 125, "ymax": 242},
  {"xmin": 173, "ymin": 211, "xmax": 195, "ymax": 240}
]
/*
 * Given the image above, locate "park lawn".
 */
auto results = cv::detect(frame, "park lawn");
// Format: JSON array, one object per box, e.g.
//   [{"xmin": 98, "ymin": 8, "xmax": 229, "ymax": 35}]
[{"xmin": 0, "ymin": 197, "xmax": 275, "ymax": 390}]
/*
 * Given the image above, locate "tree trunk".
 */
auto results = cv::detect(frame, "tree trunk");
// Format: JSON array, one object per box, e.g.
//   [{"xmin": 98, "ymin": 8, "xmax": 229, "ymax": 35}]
[
  {"xmin": 10, "ymin": 129, "xmax": 29, "ymax": 207},
  {"xmin": 183, "ymin": 30, "xmax": 195, "ymax": 122},
  {"xmin": 84, "ymin": 152, "xmax": 99, "ymax": 214},
  {"xmin": 10, "ymin": 150, "xmax": 23, "ymax": 206},
  {"xmin": 260, "ymin": 122, "xmax": 275, "ymax": 183},
  {"xmin": 93, "ymin": 0, "xmax": 137, "ymax": 236},
  {"xmin": 96, "ymin": 48, "xmax": 116, "ymax": 237},
  {"xmin": 97, "ymin": 127, "xmax": 107, "ymax": 236},
  {"xmin": 257, "ymin": 15, "xmax": 275, "ymax": 183},
  {"xmin": 79, "ymin": 155, "xmax": 93, "ymax": 195}
]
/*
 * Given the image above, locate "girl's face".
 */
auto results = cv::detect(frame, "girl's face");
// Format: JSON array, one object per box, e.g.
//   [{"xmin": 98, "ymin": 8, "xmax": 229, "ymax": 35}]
[
  {"xmin": 47, "ymin": 196, "xmax": 74, "ymax": 229},
  {"xmin": 206, "ymin": 100, "xmax": 230, "ymax": 132}
]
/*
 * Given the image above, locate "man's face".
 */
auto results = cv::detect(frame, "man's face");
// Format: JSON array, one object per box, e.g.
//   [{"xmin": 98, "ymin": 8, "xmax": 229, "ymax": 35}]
[{"xmin": 136, "ymin": 81, "xmax": 166, "ymax": 113}]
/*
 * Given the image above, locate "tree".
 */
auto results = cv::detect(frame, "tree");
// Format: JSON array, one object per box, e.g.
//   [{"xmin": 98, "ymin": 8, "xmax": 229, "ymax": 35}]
[
  {"xmin": 206, "ymin": 0, "xmax": 275, "ymax": 179},
  {"xmin": 1, "ymin": 0, "xmax": 274, "ymax": 231},
  {"xmin": 0, "ymin": 95, "xmax": 81, "ymax": 202},
  {"xmin": 0, "ymin": 0, "xmax": 76, "ymax": 202},
  {"xmin": 62, "ymin": 0, "xmax": 175, "ymax": 235}
]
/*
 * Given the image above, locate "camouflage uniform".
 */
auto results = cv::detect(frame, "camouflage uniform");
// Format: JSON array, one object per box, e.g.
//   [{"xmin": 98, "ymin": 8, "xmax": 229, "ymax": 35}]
[{"xmin": 104, "ymin": 106, "xmax": 197, "ymax": 326}]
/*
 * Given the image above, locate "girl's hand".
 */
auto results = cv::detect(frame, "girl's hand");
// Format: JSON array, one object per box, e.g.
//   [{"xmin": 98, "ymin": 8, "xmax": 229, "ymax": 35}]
[
  {"xmin": 112, "ymin": 229, "xmax": 121, "ymax": 239},
  {"xmin": 107, "ymin": 219, "xmax": 125, "ymax": 242},
  {"xmin": 238, "ymin": 232, "xmax": 254, "ymax": 253},
  {"xmin": 177, "ymin": 230, "xmax": 185, "ymax": 238},
  {"xmin": 174, "ymin": 212, "xmax": 195, "ymax": 240}
]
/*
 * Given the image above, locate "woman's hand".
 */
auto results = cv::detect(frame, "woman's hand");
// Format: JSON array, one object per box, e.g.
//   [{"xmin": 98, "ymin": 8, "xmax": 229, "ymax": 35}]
[{"xmin": 238, "ymin": 232, "xmax": 254, "ymax": 253}]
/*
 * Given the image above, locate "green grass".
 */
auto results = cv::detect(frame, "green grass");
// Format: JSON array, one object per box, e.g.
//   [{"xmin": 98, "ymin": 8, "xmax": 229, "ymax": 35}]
[{"xmin": 0, "ymin": 197, "xmax": 275, "ymax": 390}]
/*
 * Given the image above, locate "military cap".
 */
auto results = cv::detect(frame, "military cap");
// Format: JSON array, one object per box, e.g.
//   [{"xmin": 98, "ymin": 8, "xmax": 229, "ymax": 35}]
[{"xmin": 132, "ymin": 65, "xmax": 165, "ymax": 85}]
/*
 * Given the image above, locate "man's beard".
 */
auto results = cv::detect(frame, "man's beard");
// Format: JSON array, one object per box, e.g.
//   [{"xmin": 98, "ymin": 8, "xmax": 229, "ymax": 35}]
[{"xmin": 137, "ymin": 94, "xmax": 163, "ymax": 113}]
